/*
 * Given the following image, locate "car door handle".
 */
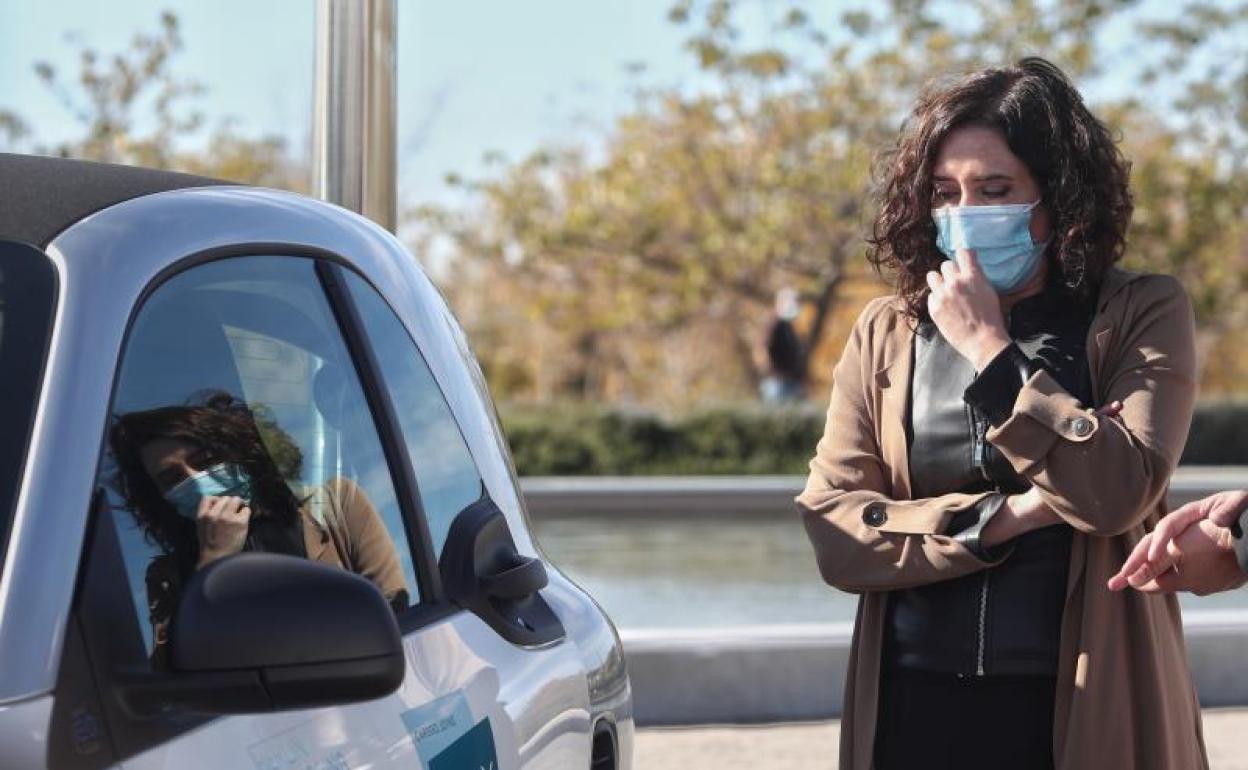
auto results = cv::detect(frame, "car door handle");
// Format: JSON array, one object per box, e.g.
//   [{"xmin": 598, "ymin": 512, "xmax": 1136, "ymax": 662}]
[{"xmin": 481, "ymin": 557, "xmax": 547, "ymax": 600}]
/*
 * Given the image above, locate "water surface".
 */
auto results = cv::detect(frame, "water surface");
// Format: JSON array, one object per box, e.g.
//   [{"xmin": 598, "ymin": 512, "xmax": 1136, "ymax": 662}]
[{"xmin": 533, "ymin": 513, "xmax": 1248, "ymax": 629}]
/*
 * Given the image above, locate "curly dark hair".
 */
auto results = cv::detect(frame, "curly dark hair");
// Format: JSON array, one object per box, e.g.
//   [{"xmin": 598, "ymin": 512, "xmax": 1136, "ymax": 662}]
[
  {"xmin": 867, "ymin": 56, "xmax": 1133, "ymax": 318},
  {"xmin": 109, "ymin": 391, "xmax": 304, "ymax": 566}
]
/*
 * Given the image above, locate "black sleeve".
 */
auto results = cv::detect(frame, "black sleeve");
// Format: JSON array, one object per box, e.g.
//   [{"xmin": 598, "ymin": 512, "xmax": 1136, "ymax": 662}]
[
  {"xmin": 946, "ymin": 493, "xmax": 1010, "ymax": 561},
  {"xmin": 963, "ymin": 343, "xmax": 1042, "ymax": 427},
  {"xmin": 1233, "ymin": 509, "xmax": 1248, "ymax": 576}
]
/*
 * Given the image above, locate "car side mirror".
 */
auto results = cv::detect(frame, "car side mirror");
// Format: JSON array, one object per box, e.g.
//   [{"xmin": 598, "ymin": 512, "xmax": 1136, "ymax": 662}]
[{"xmin": 118, "ymin": 553, "xmax": 405, "ymax": 717}]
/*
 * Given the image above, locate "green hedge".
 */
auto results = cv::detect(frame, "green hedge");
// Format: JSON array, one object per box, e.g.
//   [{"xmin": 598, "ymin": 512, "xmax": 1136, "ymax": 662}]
[
  {"xmin": 1182, "ymin": 401, "xmax": 1248, "ymax": 465},
  {"xmin": 501, "ymin": 400, "xmax": 1248, "ymax": 476}
]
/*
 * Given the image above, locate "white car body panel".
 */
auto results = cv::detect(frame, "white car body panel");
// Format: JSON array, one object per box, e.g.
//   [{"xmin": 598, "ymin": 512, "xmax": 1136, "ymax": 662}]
[{"xmin": 0, "ymin": 179, "xmax": 631, "ymax": 769}]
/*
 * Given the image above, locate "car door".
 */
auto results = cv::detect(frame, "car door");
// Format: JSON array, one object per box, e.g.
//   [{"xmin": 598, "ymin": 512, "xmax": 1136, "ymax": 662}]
[{"xmin": 73, "ymin": 253, "xmax": 591, "ymax": 769}]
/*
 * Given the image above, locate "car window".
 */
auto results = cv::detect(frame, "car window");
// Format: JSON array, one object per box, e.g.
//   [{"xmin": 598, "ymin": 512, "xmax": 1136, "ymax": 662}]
[
  {"xmin": 343, "ymin": 271, "xmax": 484, "ymax": 557},
  {"xmin": 0, "ymin": 241, "xmax": 57, "ymax": 577},
  {"xmin": 98, "ymin": 256, "xmax": 420, "ymax": 662}
]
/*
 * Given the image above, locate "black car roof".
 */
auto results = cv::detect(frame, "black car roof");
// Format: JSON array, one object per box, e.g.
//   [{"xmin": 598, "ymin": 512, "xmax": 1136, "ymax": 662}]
[{"xmin": 0, "ymin": 153, "xmax": 229, "ymax": 248}]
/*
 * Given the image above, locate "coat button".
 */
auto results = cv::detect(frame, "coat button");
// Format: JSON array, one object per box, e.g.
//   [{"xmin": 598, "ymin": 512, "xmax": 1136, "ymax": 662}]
[
  {"xmin": 863, "ymin": 504, "xmax": 887, "ymax": 528},
  {"xmin": 1071, "ymin": 416, "xmax": 1094, "ymax": 437}
]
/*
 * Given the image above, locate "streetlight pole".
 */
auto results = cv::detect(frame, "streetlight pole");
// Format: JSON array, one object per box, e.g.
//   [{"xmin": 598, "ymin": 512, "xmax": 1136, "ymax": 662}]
[{"xmin": 312, "ymin": 0, "xmax": 397, "ymax": 232}]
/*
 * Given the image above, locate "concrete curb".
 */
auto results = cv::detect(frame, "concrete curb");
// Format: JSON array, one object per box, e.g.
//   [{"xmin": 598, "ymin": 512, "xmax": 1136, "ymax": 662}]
[
  {"xmin": 622, "ymin": 624, "xmax": 853, "ymax": 725},
  {"xmin": 523, "ymin": 467, "xmax": 1248, "ymax": 519},
  {"xmin": 622, "ymin": 611, "xmax": 1248, "ymax": 725}
]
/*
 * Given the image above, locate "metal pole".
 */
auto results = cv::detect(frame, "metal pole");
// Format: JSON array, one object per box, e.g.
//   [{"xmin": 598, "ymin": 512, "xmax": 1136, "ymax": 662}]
[{"xmin": 313, "ymin": 0, "xmax": 397, "ymax": 232}]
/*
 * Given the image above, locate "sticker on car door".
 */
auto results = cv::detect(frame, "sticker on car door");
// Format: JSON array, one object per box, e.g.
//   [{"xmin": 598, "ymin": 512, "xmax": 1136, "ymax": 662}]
[
  {"xmin": 428, "ymin": 718, "xmax": 497, "ymax": 770},
  {"xmin": 401, "ymin": 691, "xmax": 498, "ymax": 769}
]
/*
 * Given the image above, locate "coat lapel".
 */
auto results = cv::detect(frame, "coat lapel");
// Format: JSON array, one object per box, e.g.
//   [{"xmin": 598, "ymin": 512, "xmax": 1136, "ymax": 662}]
[
  {"xmin": 1067, "ymin": 267, "xmax": 1142, "ymax": 602},
  {"xmin": 1086, "ymin": 267, "xmax": 1135, "ymax": 403}
]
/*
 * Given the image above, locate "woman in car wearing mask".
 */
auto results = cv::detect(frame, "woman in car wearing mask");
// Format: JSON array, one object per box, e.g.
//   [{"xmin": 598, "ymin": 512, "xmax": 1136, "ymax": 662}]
[
  {"xmin": 798, "ymin": 58, "xmax": 1205, "ymax": 769},
  {"xmin": 110, "ymin": 391, "xmax": 408, "ymax": 668}
]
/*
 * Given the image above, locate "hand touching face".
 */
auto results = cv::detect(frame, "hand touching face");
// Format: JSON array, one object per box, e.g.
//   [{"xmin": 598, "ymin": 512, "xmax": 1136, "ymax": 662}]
[
  {"xmin": 192, "ymin": 494, "xmax": 252, "ymax": 568},
  {"xmin": 925, "ymin": 247, "xmax": 1012, "ymax": 371},
  {"xmin": 140, "ymin": 437, "xmax": 253, "ymax": 567}
]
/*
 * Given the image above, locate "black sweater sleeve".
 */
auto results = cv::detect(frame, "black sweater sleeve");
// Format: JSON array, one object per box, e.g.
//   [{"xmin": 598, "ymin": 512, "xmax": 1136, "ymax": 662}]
[
  {"xmin": 1234, "ymin": 509, "xmax": 1248, "ymax": 576},
  {"xmin": 963, "ymin": 343, "xmax": 1042, "ymax": 427}
]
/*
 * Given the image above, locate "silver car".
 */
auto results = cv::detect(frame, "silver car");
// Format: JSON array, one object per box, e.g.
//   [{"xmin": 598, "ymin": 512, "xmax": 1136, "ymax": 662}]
[{"xmin": 0, "ymin": 153, "xmax": 632, "ymax": 770}]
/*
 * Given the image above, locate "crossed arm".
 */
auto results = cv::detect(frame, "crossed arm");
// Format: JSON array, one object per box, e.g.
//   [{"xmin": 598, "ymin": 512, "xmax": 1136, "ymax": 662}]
[{"xmin": 801, "ymin": 269, "xmax": 1196, "ymax": 593}]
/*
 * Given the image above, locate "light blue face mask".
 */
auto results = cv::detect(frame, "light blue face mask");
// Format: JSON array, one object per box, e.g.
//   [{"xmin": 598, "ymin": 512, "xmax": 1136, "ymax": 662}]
[
  {"xmin": 932, "ymin": 201, "xmax": 1048, "ymax": 294},
  {"xmin": 163, "ymin": 463, "xmax": 252, "ymax": 519}
]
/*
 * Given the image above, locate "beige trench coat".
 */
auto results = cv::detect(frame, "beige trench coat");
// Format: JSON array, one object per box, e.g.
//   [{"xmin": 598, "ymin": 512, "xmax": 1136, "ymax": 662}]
[{"xmin": 798, "ymin": 268, "xmax": 1208, "ymax": 769}]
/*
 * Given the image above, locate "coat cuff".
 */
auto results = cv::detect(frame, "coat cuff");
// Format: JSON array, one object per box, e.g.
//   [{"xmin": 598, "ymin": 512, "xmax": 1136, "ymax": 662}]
[
  {"xmin": 963, "ymin": 344, "xmax": 1041, "ymax": 427},
  {"xmin": 984, "ymin": 369, "xmax": 1099, "ymax": 476},
  {"xmin": 854, "ymin": 490, "xmax": 1007, "ymax": 565},
  {"xmin": 856, "ymin": 492, "xmax": 1000, "ymax": 537},
  {"xmin": 947, "ymin": 493, "xmax": 1010, "ymax": 561}
]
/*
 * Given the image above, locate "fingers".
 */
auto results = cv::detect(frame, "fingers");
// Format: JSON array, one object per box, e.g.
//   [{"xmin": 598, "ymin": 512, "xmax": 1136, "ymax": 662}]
[
  {"xmin": 222, "ymin": 496, "xmax": 250, "ymax": 521},
  {"xmin": 1207, "ymin": 490, "xmax": 1248, "ymax": 528},
  {"xmin": 209, "ymin": 495, "xmax": 235, "ymax": 518},
  {"xmin": 1137, "ymin": 568, "xmax": 1186, "ymax": 594},
  {"xmin": 1126, "ymin": 550, "xmax": 1177, "ymax": 589},
  {"xmin": 198, "ymin": 496, "xmax": 251, "ymax": 522},
  {"xmin": 928, "ymin": 251, "xmax": 982, "ymax": 295},
  {"xmin": 202, "ymin": 495, "xmax": 229, "ymax": 522},
  {"xmin": 1108, "ymin": 533, "xmax": 1153, "ymax": 591},
  {"xmin": 1147, "ymin": 502, "xmax": 1206, "ymax": 563},
  {"xmin": 1110, "ymin": 530, "xmax": 1180, "ymax": 591},
  {"xmin": 1109, "ymin": 503, "xmax": 1222, "ymax": 595},
  {"xmin": 928, "ymin": 259, "xmax": 962, "ymax": 300},
  {"xmin": 1095, "ymin": 400, "xmax": 1123, "ymax": 418},
  {"xmin": 955, "ymin": 248, "xmax": 980, "ymax": 275}
]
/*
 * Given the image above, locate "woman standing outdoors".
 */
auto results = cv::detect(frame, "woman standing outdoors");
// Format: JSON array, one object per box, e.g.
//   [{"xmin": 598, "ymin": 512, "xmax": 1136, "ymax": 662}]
[{"xmin": 799, "ymin": 58, "xmax": 1206, "ymax": 769}]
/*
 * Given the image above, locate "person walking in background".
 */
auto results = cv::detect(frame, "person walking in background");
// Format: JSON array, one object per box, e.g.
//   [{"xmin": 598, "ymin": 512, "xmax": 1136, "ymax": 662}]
[
  {"xmin": 759, "ymin": 287, "xmax": 807, "ymax": 403},
  {"xmin": 1109, "ymin": 489, "xmax": 1248, "ymax": 595},
  {"xmin": 797, "ymin": 57, "xmax": 1207, "ymax": 769}
]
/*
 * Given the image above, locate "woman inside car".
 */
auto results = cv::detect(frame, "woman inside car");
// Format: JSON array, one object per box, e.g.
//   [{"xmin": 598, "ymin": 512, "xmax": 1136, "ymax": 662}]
[
  {"xmin": 110, "ymin": 390, "xmax": 409, "ymax": 668},
  {"xmin": 798, "ymin": 57, "xmax": 1205, "ymax": 769}
]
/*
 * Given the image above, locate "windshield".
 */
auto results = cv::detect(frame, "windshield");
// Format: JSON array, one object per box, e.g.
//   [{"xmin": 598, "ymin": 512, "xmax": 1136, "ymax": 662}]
[{"xmin": 0, "ymin": 241, "xmax": 57, "ymax": 572}]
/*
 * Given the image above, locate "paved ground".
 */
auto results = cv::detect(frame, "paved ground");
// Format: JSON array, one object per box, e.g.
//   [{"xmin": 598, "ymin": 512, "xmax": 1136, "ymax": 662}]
[{"xmin": 636, "ymin": 708, "xmax": 1248, "ymax": 769}]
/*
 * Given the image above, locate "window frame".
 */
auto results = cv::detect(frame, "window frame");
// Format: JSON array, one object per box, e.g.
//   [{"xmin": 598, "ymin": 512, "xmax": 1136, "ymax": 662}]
[
  {"xmin": 314, "ymin": 259, "xmax": 460, "ymax": 627},
  {"xmin": 339, "ymin": 266, "xmax": 489, "ymax": 563},
  {"xmin": 0, "ymin": 239, "xmax": 58, "ymax": 579},
  {"xmin": 72, "ymin": 247, "xmax": 480, "ymax": 757}
]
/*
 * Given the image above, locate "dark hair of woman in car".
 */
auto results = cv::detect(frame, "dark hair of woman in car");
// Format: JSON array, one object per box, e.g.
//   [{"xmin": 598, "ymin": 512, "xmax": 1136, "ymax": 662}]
[
  {"xmin": 867, "ymin": 56, "xmax": 1133, "ymax": 320},
  {"xmin": 109, "ymin": 390, "xmax": 303, "ymax": 566}
]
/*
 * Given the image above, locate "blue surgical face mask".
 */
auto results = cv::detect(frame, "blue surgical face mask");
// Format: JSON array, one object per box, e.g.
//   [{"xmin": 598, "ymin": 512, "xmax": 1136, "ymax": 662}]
[
  {"xmin": 163, "ymin": 463, "xmax": 252, "ymax": 519},
  {"xmin": 932, "ymin": 201, "xmax": 1048, "ymax": 293}
]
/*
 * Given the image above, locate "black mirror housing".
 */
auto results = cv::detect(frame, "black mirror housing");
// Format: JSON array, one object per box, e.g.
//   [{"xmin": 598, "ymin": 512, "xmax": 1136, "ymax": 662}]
[
  {"xmin": 440, "ymin": 496, "xmax": 565, "ymax": 646},
  {"xmin": 125, "ymin": 553, "xmax": 404, "ymax": 715}
]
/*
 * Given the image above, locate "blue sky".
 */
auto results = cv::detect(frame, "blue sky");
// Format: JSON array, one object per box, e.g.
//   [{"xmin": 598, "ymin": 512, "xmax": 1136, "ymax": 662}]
[
  {"xmin": 0, "ymin": 0, "xmax": 1207, "ymax": 210},
  {"xmin": 0, "ymin": 0, "xmax": 699, "ymax": 207}
]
